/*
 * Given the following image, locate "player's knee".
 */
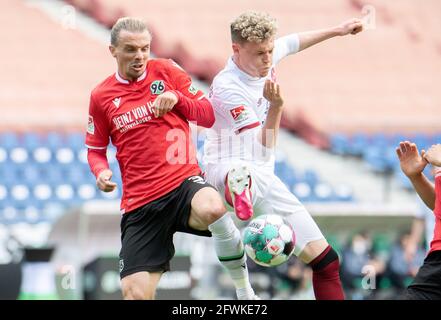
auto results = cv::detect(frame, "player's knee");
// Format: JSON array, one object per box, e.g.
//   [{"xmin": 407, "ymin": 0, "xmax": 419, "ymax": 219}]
[
  {"xmin": 122, "ymin": 279, "xmax": 155, "ymax": 300},
  {"xmin": 203, "ymin": 198, "xmax": 227, "ymax": 225}
]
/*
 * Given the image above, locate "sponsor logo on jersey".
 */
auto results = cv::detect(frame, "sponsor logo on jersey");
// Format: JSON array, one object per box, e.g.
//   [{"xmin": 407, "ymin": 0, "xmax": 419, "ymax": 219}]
[
  {"xmin": 87, "ymin": 115, "xmax": 95, "ymax": 134},
  {"xmin": 230, "ymin": 105, "xmax": 248, "ymax": 121},
  {"xmin": 112, "ymin": 97, "xmax": 121, "ymax": 108},
  {"xmin": 150, "ymin": 80, "xmax": 165, "ymax": 95},
  {"xmin": 188, "ymin": 84, "xmax": 198, "ymax": 95},
  {"xmin": 112, "ymin": 102, "xmax": 155, "ymax": 133}
]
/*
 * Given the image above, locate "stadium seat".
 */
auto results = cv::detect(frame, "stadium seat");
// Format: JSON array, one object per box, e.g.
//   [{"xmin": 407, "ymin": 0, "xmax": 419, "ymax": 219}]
[
  {"xmin": 314, "ymin": 182, "xmax": 334, "ymax": 202},
  {"xmin": 0, "ymin": 147, "xmax": 7, "ymax": 164},
  {"xmin": 363, "ymin": 146, "xmax": 389, "ymax": 173},
  {"xmin": 32, "ymin": 147, "xmax": 52, "ymax": 164},
  {"xmin": 334, "ymin": 183, "xmax": 354, "ymax": 202},
  {"xmin": 22, "ymin": 132, "xmax": 43, "ymax": 150},
  {"xmin": 9, "ymin": 147, "xmax": 29, "ymax": 164},
  {"xmin": 300, "ymin": 169, "xmax": 319, "ymax": 187},
  {"xmin": 22, "ymin": 165, "xmax": 42, "ymax": 185},
  {"xmin": 347, "ymin": 133, "xmax": 369, "ymax": 156},
  {"xmin": 45, "ymin": 132, "xmax": 65, "ymax": 150},
  {"xmin": 329, "ymin": 133, "xmax": 349, "ymax": 155},
  {"xmin": 67, "ymin": 132, "xmax": 85, "ymax": 151},
  {"xmin": 33, "ymin": 184, "xmax": 53, "ymax": 202},
  {"xmin": 77, "ymin": 183, "xmax": 97, "ymax": 201},
  {"xmin": 55, "ymin": 147, "xmax": 75, "ymax": 164},
  {"xmin": 0, "ymin": 132, "xmax": 20, "ymax": 150},
  {"xmin": 292, "ymin": 182, "xmax": 314, "ymax": 202}
]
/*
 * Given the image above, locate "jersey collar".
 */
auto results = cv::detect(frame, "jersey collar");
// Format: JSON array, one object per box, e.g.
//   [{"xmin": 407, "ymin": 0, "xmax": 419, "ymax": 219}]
[
  {"xmin": 228, "ymin": 57, "xmax": 264, "ymax": 82},
  {"xmin": 115, "ymin": 70, "xmax": 147, "ymax": 84}
]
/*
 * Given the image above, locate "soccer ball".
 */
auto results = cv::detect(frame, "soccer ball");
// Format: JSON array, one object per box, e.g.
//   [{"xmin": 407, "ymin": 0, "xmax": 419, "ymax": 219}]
[{"xmin": 242, "ymin": 214, "xmax": 296, "ymax": 267}]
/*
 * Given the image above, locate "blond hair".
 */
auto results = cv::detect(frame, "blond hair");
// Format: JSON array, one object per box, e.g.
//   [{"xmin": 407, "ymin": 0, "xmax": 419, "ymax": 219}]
[
  {"xmin": 110, "ymin": 17, "xmax": 151, "ymax": 46},
  {"xmin": 230, "ymin": 11, "xmax": 277, "ymax": 44}
]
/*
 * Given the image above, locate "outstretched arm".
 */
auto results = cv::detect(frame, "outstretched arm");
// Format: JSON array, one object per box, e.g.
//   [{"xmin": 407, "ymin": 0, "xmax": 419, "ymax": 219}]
[
  {"xmin": 298, "ymin": 18, "xmax": 363, "ymax": 52},
  {"xmin": 396, "ymin": 141, "xmax": 435, "ymax": 210}
]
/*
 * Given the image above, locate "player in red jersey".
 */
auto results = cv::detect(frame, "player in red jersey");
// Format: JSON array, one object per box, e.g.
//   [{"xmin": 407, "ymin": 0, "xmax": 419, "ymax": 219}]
[
  {"xmin": 396, "ymin": 141, "xmax": 441, "ymax": 299},
  {"xmin": 86, "ymin": 17, "xmax": 257, "ymax": 300}
]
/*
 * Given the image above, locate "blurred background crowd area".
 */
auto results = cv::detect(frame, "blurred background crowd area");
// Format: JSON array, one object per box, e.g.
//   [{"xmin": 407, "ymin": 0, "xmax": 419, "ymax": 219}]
[{"xmin": 1, "ymin": 0, "xmax": 441, "ymax": 299}]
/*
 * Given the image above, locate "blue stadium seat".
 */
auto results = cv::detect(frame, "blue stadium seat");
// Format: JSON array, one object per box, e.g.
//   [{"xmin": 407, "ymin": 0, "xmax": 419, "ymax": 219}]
[
  {"xmin": 45, "ymin": 132, "xmax": 65, "ymax": 150},
  {"xmin": 66, "ymin": 163, "xmax": 89, "ymax": 185},
  {"xmin": 334, "ymin": 183, "xmax": 354, "ymax": 202},
  {"xmin": 0, "ymin": 132, "xmax": 20, "ymax": 150},
  {"xmin": 9, "ymin": 147, "xmax": 29, "ymax": 164},
  {"xmin": 347, "ymin": 133, "xmax": 369, "ymax": 156},
  {"xmin": 300, "ymin": 169, "xmax": 319, "ymax": 187},
  {"xmin": 0, "ymin": 202, "xmax": 19, "ymax": 224},
  {"xmin": 54, "ymin": 184, "xmax": 77, "ymax": 205},
  {"xmin": 55, "ymin": 147, "xmax": 75, "ymax": 164},
  {"xmin": 292, "ymin": 182, "xmax": 314, "ymax": 202},
  {"xmin": 275, "ymin": 161, "xmax": 297, "ymax": 187},
  {"xmin": 363, "ymin": 146, "xmax": 389, "ymax": 173},
  {"xmin": 412, "ymin": 133, "xmax": 430, "ymax": 150},
  {"xmin": 32, "ymin": 147, "xmax": 52, "ymax": 164},
  {"xmin": 314, "ymin": 182, "xmax": 334, "ymax": 202},
  {"xmin": 42, "ymin": 164, "xmax": 65, "ymax": 185},
  {"xmin": 67, "ymin": 132, "xmax": 85, "ymax": 151},
  {"xmin": 22, "ymin": 164, "xmax": 42, "ymax": 185},
  {"xmin": 0, "ymin": 147, "xmax": 7, "ymax": 164},
  {"xmin": 33, "ymin": 184, "xmax": 54, "ymax": 202},
  {"xmin": 0, "ymin": 164, "xmax": 19, "ymax": 185},
  {"xmin": 329, "ymin": 133, "xmax": 349, "ymax": 155},
  {"xmin": 77, "ymin": 183, "xmax": 97, "ymax": 201},
  {"xmin": 0, "ymin": 184, "xmax": 8, "ymax": 202},
  {"xmin": 22, "ymin": 132, "xmax": 43, "ymax": 150},
  {"xmin": 390, "ymin": 133, "xmax": 408, "ymax": 147},
  {"xmin": 371, "ymin": 133, "xmax": 389, "ymax": 148}
]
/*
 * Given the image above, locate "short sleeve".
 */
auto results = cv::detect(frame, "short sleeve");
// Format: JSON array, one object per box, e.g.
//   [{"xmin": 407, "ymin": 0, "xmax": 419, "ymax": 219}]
[
  {"xmin": 273, "ymin": 33, "xmax": 300, "ymax": 65},
  {"xmin": 212, "ymin": 88, "xmax": 261, "ymax": 134},
  {"xmin": 85, "ymin": 93, "xmax": 110, "ymax": 149}
]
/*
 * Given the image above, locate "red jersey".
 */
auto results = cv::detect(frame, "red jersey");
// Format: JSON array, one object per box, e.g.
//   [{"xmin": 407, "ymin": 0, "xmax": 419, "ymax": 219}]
[
  {"xmin": 430, "ymin": 173, "xmax": 441, "ymax": 253},
  {"xmin": 85, "ymin": 58, "xmax": 209, "ymax": 214}
]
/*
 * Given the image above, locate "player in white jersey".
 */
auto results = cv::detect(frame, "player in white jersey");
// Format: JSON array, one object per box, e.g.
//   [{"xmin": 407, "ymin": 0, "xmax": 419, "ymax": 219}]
[{"xmin": 203, "ymin": 11, "xmax": 363, "ymax": 299}]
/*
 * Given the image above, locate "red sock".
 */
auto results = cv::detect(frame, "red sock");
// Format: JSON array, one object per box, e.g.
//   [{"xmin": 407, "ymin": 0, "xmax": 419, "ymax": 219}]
[{"xmin": 309, "ymin": 245, "xmax": 345, "ymax": 300}]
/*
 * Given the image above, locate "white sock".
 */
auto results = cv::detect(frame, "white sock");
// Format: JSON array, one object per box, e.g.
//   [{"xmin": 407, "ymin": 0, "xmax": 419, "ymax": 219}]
[{"xmin": 208, "ymin": 213, "xmax": 253, "ymax": 291}]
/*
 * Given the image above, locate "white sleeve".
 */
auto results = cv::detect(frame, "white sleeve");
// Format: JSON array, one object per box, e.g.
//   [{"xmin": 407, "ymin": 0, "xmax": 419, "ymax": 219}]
[
  {"xmin": 211, "ymin": 88, "xmax": 261, "ymax": 134},
  {"xmin": 273, "ymin": 33, "xmax": 300, "ymax": 65}
]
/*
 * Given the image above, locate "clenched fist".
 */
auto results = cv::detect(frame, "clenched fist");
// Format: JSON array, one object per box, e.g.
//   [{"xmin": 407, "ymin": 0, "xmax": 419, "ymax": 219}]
[
  {"xmin": 96, "ymin": 169, "xmax": 117, "ymax": 192},
  {"xmin": 153, "ymin": 91, "xmax": 178, "ymax": 117}
]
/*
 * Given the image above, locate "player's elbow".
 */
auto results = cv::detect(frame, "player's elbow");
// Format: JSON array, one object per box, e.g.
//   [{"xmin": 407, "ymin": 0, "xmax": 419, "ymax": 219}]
[{"xmin": 200, "ymin": 105, "xmax": 215, "ymax": 128}]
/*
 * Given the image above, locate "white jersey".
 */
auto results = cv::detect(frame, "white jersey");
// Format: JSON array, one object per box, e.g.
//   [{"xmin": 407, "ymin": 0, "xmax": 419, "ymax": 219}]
[{"xmin": 203, "ymin": 34, "xmax": 300, "ymax": 168}]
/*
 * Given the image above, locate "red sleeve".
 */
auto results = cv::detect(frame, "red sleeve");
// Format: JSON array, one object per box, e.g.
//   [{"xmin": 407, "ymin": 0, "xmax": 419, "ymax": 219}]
[
  {"xmin": 435, "ymin": 173, "xmax": 441, "ymax": 219},
  {"xmin": 87, "ymin": 148, "xmax": 109, "ymax": 178},
  {"xmin": 168, "ymin": 60, "xmax": 205, "ymax": 100},
  {"xmin": 170, "ymin": 91, "xmax": 215, "ymax": 128},
  {"xmin": 85, "ymin": 92, "xmax": 110, "ymax": 149}
]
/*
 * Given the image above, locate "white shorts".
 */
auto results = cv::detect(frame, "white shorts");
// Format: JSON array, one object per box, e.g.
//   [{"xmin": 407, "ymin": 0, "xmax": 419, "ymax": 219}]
[{"xmin": 204, "ymin": 162, "xmax": 324, "ymax": 256}]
